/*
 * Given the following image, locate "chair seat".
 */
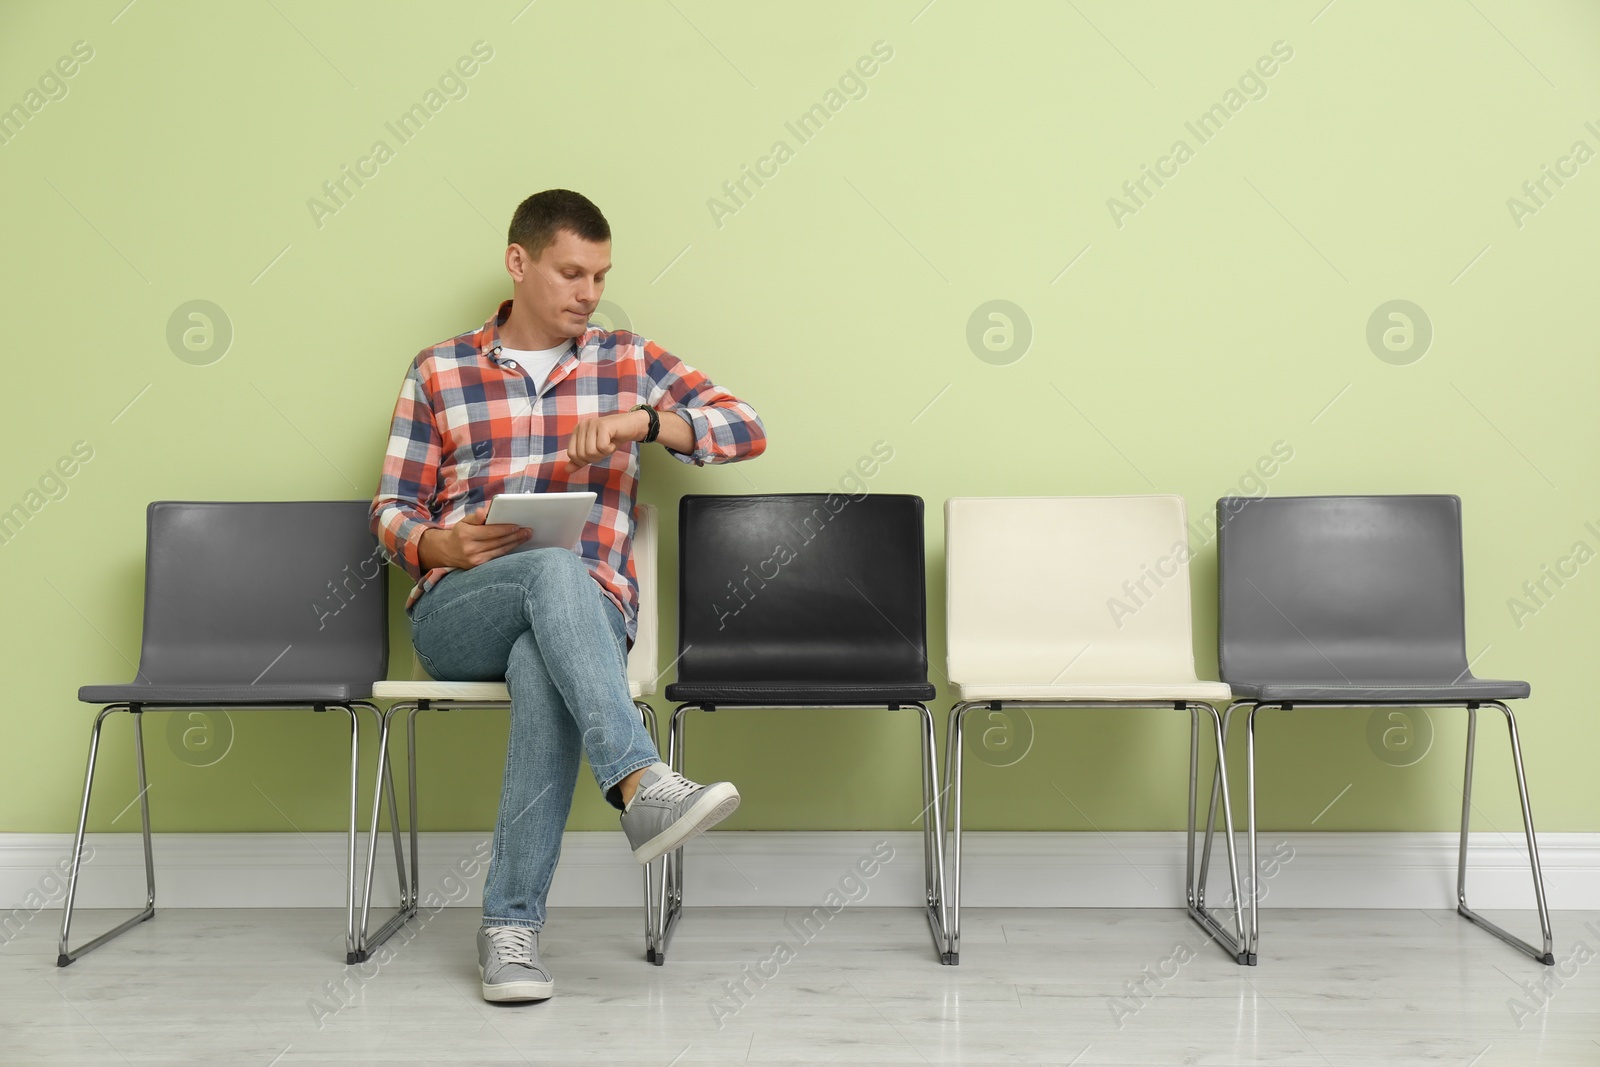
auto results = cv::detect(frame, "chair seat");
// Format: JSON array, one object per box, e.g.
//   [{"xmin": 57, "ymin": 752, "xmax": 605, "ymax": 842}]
[
  {"xmin": 952, "ymin": 680, "xmax": 1232, "ymax": 703},
  {"xmin": 370, "ymin": 679, "xmax": 648, "ymax": 701},
  {"xmin": 79, "ymin": 681, "xmax": 367, "ymax": 705},
  {"xmin": 664, "ymin": 681, "xmax": 937, "ymax": 706},
  {"xmin": 1226, "ymin": 677, "xmax": 1530, "ymax": 703}
]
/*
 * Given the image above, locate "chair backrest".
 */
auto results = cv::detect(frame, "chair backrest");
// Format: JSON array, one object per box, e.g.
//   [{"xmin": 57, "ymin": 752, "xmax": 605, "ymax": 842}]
[
  {"xmin": 136, "ymin": 501, "xmax": 388, "ymax": 688},
  {"xmin": 626, "ymin": 502, "xmax": 658, "ymax": 691},
  {"xmin": 945, "ymin": 495, "xmax": 1205, "ymax": 685},
  {"xmin": 1216, "ymin": 494, "xmax": 1470, "ymax": 684},
  {"xmin": 675, "ymin": 493, "xmax": 930, "ymax": 685}
]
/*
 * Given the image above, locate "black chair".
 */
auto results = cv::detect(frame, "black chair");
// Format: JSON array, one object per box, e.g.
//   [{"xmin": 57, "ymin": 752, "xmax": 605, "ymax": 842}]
[
  {"xmin": 649, "ymin": 493, "xmax": 950, "ymax": 964},
  {"xmin": 1198, "ymin": 494, "xmax": 1553, "ymax": 964},
  {"xmin": 61, "ymin": 501, "xmax": 400, "ymax": 965}
]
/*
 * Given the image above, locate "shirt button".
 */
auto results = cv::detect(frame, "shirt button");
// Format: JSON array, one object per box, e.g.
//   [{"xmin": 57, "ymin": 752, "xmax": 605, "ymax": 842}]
[{"xmin": 504, "ymin": 359, "xmax": 518, "ymax": 369}]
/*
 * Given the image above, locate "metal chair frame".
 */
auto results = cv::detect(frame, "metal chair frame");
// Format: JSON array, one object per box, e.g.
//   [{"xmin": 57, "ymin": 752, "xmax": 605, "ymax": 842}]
[
  {"xmin": 58, "ymin": 699, "xmax": 399, "ymax": 966},
  {"xmin": 357, "ymin": 697, "xmax": 658, "ymax": 962},
  {"xmin": 943, "ymin": 698, "xmax": 1251, "ymax": 965},
  {"xmin": 1198, "ymin": 698, "xmax": 1555, "ymax": 965},
  {"xmin": 649, "ymin": 700, "xmax": 949, "ymax": 965}
]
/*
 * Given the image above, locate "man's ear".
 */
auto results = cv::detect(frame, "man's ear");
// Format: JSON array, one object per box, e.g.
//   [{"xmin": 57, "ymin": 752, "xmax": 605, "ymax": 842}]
[{"xmin": 505, "ymin": 243, "xmax": 528, "ymax": 282}]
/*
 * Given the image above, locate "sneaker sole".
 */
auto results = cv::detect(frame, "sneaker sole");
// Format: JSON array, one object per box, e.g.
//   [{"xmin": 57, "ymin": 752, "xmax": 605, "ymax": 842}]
[
  {"xmin": 631, "ymin": 784, "xmax": 741, "ymax": 865},
  {"xmin": 478, "ymin": 964, "xmax": 554, "ymax": 1003}
]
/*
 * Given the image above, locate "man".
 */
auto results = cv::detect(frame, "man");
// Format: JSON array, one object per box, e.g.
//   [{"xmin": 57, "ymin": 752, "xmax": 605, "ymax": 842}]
[{"xmin": 370, "ymin": 189, "xmax": 766, "ymax": 1003}]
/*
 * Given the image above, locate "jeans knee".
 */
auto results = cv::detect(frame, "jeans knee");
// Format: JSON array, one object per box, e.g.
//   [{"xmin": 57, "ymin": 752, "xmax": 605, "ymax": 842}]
[
  {"xmin": 531, "ymin": 546, "xmax": 585, "ymax": 572},
  {"xmin": 505, "ymin": 547, "xmax": 586, "ymax": 590}
]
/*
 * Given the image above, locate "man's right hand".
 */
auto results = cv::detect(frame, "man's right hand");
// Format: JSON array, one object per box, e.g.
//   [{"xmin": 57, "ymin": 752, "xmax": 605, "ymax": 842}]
[{"xmin": 418, "ymin": 508, "xmax": 531, "ymax": 571}]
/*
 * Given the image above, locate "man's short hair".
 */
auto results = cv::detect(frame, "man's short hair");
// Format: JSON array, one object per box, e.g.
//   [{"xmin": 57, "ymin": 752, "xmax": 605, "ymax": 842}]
[{"xmin": 507, "ymin": 189, "xmax": 610, "ymax": 260}]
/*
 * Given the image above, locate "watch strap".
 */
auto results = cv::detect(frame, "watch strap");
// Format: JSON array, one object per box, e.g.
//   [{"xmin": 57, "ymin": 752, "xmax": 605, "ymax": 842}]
[{"xmin": 631, "ymin": 403, "xmax": 660, "ymax": 444}]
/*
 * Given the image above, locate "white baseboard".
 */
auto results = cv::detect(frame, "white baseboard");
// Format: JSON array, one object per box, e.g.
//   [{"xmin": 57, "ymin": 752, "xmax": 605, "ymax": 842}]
[{"xmin": 3, "ymin": 831, "xmax": 1596, "ymax": 916}]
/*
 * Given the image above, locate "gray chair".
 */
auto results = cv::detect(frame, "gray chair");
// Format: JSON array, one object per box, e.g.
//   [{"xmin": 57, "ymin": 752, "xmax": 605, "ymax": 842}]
[
  {"xmin": 1199, "ymin": 494, "xmax": 1553, "ymax": 964},
  {"xmin": 61, "ymin": 501, "xmax": 399, "ymax": 965}
]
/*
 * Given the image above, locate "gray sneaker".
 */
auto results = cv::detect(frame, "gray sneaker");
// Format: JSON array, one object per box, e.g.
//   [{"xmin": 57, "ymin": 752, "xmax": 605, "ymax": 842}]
[
  {"xmin": 477, "ymin": 925, "xmax": 554, "ymax": 1003},
  {"xmin": 620, "ymin": 762, "xmax": 741, "ymax": 864}
]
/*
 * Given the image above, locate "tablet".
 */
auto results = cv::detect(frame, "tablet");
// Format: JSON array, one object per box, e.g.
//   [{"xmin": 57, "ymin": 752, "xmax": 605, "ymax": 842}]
[{"xmin": 483, "ymin": 492, "xmax": 597, "ymax": 553}]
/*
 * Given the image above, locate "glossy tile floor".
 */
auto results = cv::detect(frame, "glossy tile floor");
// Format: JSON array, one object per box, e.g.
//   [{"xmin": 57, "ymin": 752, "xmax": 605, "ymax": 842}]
[{"xmin": 2, "ymin": 906, "xmax": 1597, "ymax": 1065}]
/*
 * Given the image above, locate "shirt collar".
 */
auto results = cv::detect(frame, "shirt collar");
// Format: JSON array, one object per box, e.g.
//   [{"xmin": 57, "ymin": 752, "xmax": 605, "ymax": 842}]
[{"xmin": 479, "ymin": 298, "xmax": 597, "ymax": 365}]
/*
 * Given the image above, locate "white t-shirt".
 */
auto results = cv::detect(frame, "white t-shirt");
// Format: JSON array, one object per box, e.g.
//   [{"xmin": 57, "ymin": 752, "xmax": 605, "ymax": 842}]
[{"xmin": 499, "ymin": 339, "xmax": 573, "ymax": 395}]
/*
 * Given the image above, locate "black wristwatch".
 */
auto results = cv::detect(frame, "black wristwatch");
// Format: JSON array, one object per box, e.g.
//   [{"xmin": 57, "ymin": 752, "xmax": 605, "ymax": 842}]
[{"xmin": 631, "ymin": 403, "xmax": 660, "ymax": 444}]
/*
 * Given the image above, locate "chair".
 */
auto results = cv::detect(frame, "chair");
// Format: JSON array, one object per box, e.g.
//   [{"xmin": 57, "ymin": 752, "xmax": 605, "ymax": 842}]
[
  {"xmin": 358, "ymin": 503, "xmax": 661, "ymax": 962},
  {"xmin": 61, "ymin": 501, "xmax": 396, "ymax": 966},
  {"xmin": 1200, "ymin": 494, "xmax": 1554, "ymax": 964},
  {"xmin": 942, "ymin": 496, "xmax": 1250, "ymax": 964},
  {"xmin": 650, "ymin": 493, "xmax": 949, "ymax": 965}
]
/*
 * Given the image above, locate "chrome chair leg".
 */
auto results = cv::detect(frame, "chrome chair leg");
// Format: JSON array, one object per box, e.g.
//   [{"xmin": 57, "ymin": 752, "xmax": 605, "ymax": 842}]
[
  {"xmin": 1196, "ymin": 761, "xmax": 1222, "ymax": 908},
  {"xmin": 1457, "ymin": 700, "xmax": 1555, "ymax": 964},
  {"xmin": 633, "ymin": 699, "xmax": 660, "ymax": 962},
  {"xmin": 1184, "ymin": 702, "xmax": 1251, "ymax": 963},
  {"xmin": 944, "ymin": 701, "xmax": 974, "ymax": 964},
  {"xmin": 356, "ymin": 701, "xmax": 416, "ymax": 962},
  {"xmin": 1207, "ymin": 703, "xmax": 1248, "ymax": 956},
  {"xmin": 918, "ymin": 703, "xmax": 936, "ymax": 908},
  {"xmin": 1244, "ymin": 702, "xmax": 1261, "ymax": 958},
  {"xmin": 912, "ymin": 702, "xmax": 950, "ymax": 963},
  {"xmin": 1196, "ymin": 699, "xmax": 1250, "ymax": 910},
  {"xmin": 1186, "ymin": 703, "xmax": 1200, "ymax": 907},
  {"xmin": 383, "ymin": 722, "xmax": 406, "ymax": 907},
  {"xmin": 669, "ymin": 705, "xmax": 688, "ymax": 918},
  {"xmin": 642, "ymin": 849, "xmax": 659, "ymax": 961},
  {"xmin": 1201, "ymin": 702, "xmax": 1251, "ymax": 902},
  {"xmin": 356, "ymin": 700, "xmax": 408, "ymax": 911},
  {"xmin": 407, "ymin": 703, "xmax": 424, "ymax": 913},
  {"xmin": 650, "ymin": 703, "xmax": 691, "ymax": 965},
  {"xmin": 356, "ymin": 704, "xmax": 391, "ymax": 960},
  {"xmin": 59, "ymin": 705, "xmax": 155, "ymax": 967},
  {"xmin": 1205, "ymin": 700, "xmax": 1262, "ymax": 958},
  {"xmin": 132, "ymin": 708, "xmax": 155, "ymax": 914},
  {"xmin": 634, "ymin": 700, "xmax": 658, "ymax": 748},
  {"xmin": 940, "ymin": 702, "xmax": 963, "ymax": 875},
  {"xmin": 1188, "ymin": 704, "xmax": 1226, "ymax": 920},
  {"xmin": 338, "ymin": 703, "xmax": 361, "ymax": 964},
  {"xmin": 1457, "ymin": 702, "xmax": 1475, "ymax": 915}
]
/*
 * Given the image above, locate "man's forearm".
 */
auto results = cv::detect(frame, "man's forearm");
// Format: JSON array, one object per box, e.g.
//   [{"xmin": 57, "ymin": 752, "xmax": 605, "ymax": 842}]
[{"xmin": 652, "ymin": 407, "xmax": 695, "ymax": 456}]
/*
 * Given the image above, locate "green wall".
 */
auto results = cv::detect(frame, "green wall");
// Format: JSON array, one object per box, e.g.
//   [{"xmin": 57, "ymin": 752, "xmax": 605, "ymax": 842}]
[{"xmin": 4, "ymin": 1, "xmax": 1598, "ymax": 837}]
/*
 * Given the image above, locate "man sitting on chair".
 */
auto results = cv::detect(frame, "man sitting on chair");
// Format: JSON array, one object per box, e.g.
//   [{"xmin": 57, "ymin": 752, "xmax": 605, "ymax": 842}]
[{"xmin": 370, "ymin": 188, "xmax": 766, "ymax": 1003}]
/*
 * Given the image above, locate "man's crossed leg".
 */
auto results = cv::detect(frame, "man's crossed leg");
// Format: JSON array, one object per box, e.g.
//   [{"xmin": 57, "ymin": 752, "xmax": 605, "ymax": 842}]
[{"xmin": 410, "ymin": 547, "xmax": 739, "ymax": 1002}]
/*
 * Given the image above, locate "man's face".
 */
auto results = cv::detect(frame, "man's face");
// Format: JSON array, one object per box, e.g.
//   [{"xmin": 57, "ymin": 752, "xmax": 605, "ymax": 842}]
[{"xmin": 509, "ymin": 229, "xmax": 611, "ymax": 339}]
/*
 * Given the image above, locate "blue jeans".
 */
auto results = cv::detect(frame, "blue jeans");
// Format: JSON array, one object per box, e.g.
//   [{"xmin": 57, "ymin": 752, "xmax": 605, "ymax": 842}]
[{"xmin": 408, "ymin": 548, "xmax": 660, "ymax": 929}]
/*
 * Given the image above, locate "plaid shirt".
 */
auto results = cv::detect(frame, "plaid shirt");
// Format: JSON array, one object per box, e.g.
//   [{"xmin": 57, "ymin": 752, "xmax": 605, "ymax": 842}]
[{"xmin": 370, "ymin": 299, "xmax": 766, "ymax": 644}]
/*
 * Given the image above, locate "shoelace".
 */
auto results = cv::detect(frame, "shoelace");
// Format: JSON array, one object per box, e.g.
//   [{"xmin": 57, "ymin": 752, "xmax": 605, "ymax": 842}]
[
  {"xmin": 640, "ymin": 769, "xmax": 698, "ymax": 804},
  {"xmin": 485, "ymin": 925, "xmax": 537, "ymax": 968}
]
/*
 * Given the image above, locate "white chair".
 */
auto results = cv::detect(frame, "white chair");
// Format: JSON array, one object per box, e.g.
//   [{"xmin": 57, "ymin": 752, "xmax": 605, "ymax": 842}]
[
  {"xmin": 356, "ymin": 503, "xmax": 661, "ymax": 961},
  {"xmin": 941, "ymin": 495, "xmax": 1250, "ymax": 963}
]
